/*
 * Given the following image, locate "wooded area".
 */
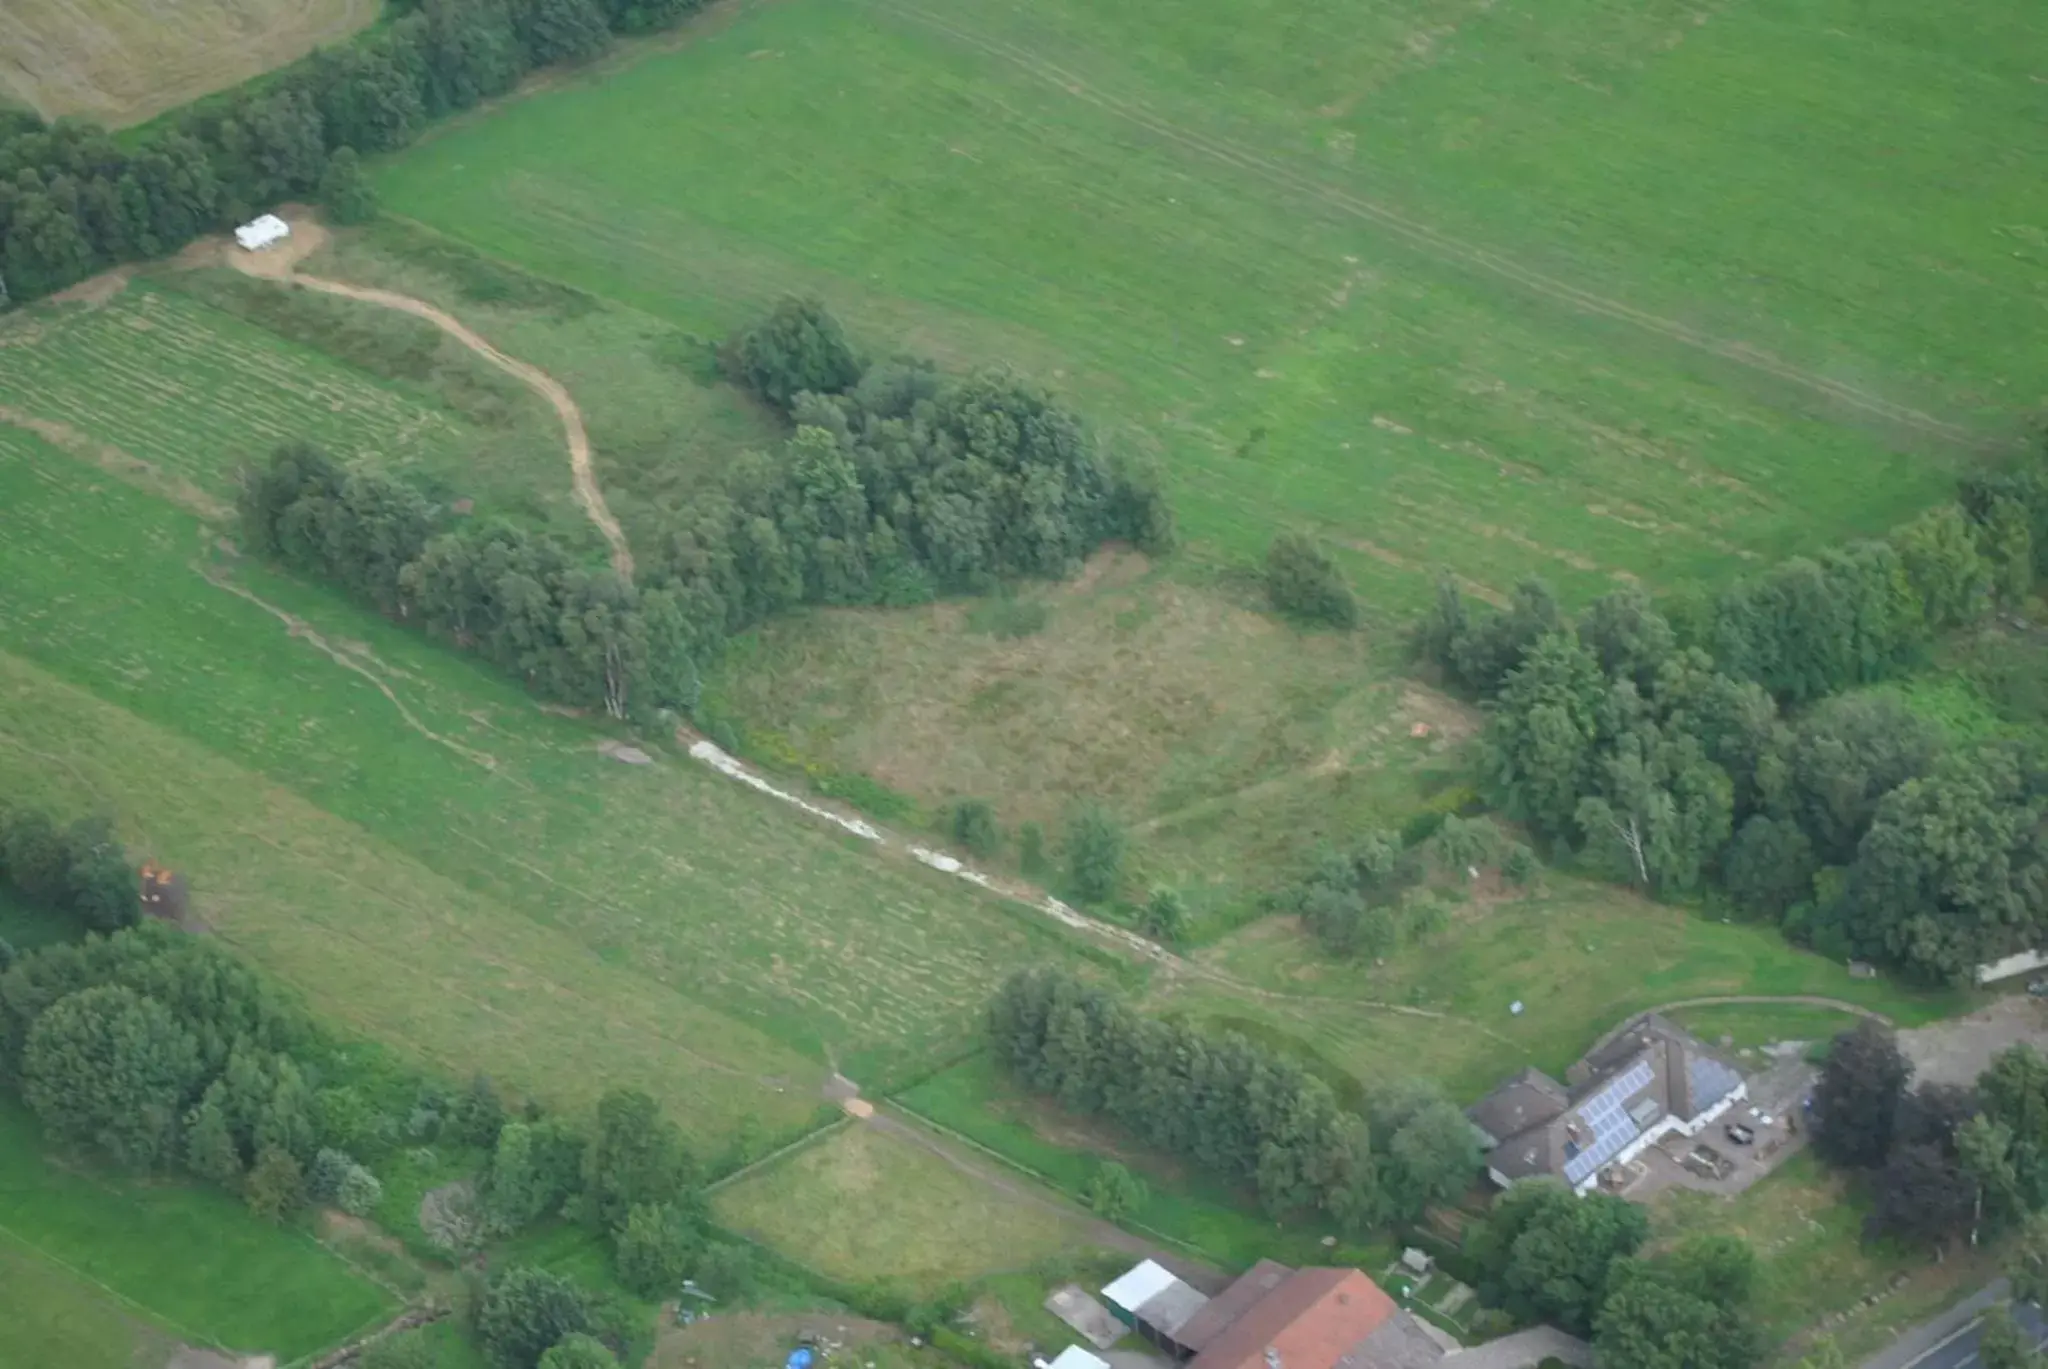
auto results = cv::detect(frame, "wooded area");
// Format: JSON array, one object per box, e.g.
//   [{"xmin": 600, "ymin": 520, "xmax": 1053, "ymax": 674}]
[
  {"xmin": 240, "ymin": 299, "xmax": 1172, "ymax": 719},
  {"xmin": 1411, "ymin": 447, "xmax": 2048, "ymax": 984}
]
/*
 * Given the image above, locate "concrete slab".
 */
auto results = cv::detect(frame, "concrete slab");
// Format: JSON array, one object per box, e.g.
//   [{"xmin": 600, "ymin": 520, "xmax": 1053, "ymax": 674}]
[{"xmin": 1046, "ymin": 1285, "xmax": 1126, "ymax": 1351}]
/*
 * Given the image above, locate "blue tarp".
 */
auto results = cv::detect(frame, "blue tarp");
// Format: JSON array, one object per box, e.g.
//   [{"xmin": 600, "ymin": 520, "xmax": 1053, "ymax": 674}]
[{"xmin": 786, "ymin": 1349, "xmax": 815, "ymax": 1369}]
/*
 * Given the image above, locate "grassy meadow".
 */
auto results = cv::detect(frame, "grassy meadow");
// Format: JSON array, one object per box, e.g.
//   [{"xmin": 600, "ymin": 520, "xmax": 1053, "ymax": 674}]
[
  {"xmin": 0, "ymin": 301, "xmax": 1106, "ymax": 1140},
  {"xmin": 0, "ymin": 1102, "xmax": 393, "ymax": 1361},
  {"xmin": 375, "ymin": 0, "xmax": 2038, "ymax": 611},
  {"xmin": 0, "ymin": 0, "xmax": 373, "ymax": 126},
  {"xmin": 712, "ymin": 1120, "xmax": 1119, "ymax": 1290}
]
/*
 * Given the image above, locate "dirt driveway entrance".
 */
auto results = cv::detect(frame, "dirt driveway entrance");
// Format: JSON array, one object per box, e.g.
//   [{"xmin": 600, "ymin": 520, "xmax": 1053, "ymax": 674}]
[{"xmin": 1899, "ymin": 996, "xmax": 2048, "ymax": 1088}]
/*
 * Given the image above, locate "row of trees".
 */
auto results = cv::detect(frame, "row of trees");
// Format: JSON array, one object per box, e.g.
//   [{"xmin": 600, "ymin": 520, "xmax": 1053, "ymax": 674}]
[
  {"xmin": 1420, "ymin": 452, "xmax": 2046, "ymax": 705},
  {"xmin": 986, "ymin": 967, "xmax": 1480, "ymax": 1227},
  {"xmin": 0, "ymin": 0, "xmax": 705, "ymax": 305},
  {"xmin": 1467, "ymin": 1181, "xmax": 1761, "ymax": 1369},
  {"xmin": 0, "ymin": 804, "xmax": 138, "ymax": 938},
  {"xmin": 241, "ymin": 299, "xmax": 1173, "ymax": 721},
  {"xmin": 1413, "ymin": 448, "xmax": 2048, "ymax": 983}
]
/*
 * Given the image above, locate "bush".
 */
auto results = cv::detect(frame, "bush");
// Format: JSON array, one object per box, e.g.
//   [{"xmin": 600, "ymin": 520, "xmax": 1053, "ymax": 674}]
[
  {"xmin": 1084, "ymin": 1161, "xmax": 1146, "ymax": 1223},
  {"xmin": 337, "ymin": 1164, "xmax": 384, "ymax": 1217},
  {"xmin": 950, "ymin": 800, "xmax": 1003, "ymax": 859},
  {"xmin": 245, "ymin": 1144, "xmax": 305, "ymax": 1222},
  {"xmin": 1018, "ymin": 823, "xmax": 1048, "ymax": 878},
  {"xmin": 360, "ymin": 1330, "xmax": 437, "ymax": 1369},
  {"xmin": 538, "ymin": 1334, "xmax": 619, "ymax": 1369},
  {"xmin": 1265, "ymin": 532, "xmax": 1358, "ymax": 628},
  {"xmin": 319, "ymin": 146, "xmax": 378, "ymax": 224},
  {"xmin": 1139, "ymin": 887, "xmax": 1185, "ymax": 944},
  {"xmin": 694, "ymin": 1242, "xmax": 759, "ymax": 1302},
  {"xmin": 615, "ymin": 1201, "xmax": 698, "ymax": 1300},
  {"xmin": 1502, "ymin": 844, "xmax": 1539, "ymax": 886},
  {"xmin": 308, "ymin": 1147, "xmax": 363, "ymax": 1202},
  {"xmin": 478, "ymin": 1268, "xmax": 604, "ymax": 1369},
  {"xmin": 1064, "ymin": 805, "xmax": 1125, "ymax": 904},
  {"xmin": 729, "ymin": 296, "xmax": 863, "ymax": 409}
]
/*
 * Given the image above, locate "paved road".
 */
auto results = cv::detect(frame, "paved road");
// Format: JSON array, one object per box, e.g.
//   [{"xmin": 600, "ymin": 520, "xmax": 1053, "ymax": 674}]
[{"xmin": 1862, "ymin": 1289, "xmax": 2048, "ymax": 1369}]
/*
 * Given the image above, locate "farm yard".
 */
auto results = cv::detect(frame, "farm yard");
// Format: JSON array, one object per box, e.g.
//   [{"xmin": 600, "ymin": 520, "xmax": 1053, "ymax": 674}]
[{"xmin": 0, "ymin": 0, "xmax": 2044, "ymax": 1363}]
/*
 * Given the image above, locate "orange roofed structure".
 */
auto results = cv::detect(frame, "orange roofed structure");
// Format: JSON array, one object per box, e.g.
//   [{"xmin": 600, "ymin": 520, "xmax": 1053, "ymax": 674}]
[{"xmin": 1189, "ymin": 1267, "xmax": 1435, "ymax": 1369}]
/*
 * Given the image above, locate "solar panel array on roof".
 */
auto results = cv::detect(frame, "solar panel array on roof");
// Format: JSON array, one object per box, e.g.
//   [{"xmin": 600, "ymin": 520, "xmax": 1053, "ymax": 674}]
[
  {"xmin": 1689, "ymin": 1055, "xmax": 1743, "ymax": 1114},
  {"xmin": 1562, "ymin": 1059, "xmax": 1656, "ymax": 1184}
]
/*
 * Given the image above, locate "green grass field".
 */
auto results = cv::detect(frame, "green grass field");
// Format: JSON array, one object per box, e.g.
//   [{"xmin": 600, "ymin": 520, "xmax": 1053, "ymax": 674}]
[
  {"xmin": 1186, "ymin": 882, "xmax": 1963, "ymax": 1098},
  {"xmin": 375, "ymin": 0, "xmax": 2039, "ymax": 614},
  {"xmin": 712, "ymin": 1121, "xmax": 1117, "ymax": 1290},
  {"xmin": 898, "ymin": 1055, "xmax": 1390, "ymax": 1271},
  {"xmin": 0, "ymin": 1101, "xmax": 393, "ymax": 1362},
  {"xmin": 0, "ymin": 340, "xmax": 1102, "ymax": 1141}
]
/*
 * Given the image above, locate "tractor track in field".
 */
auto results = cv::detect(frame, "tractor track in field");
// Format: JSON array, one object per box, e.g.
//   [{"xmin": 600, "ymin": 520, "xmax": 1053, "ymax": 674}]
[
  {"xmin": 221, "ymin": 215, "xmax": 635, "ymax": 580},
  {"xmin": 871, "ymin": 0, "xmax": 1993, "ymax": 454}
]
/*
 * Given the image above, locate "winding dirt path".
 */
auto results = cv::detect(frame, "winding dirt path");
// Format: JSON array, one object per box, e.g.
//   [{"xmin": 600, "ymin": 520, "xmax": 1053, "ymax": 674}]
[
  {"xmin": 290, "ymin": 273, "xmax": 634, "ymax": 580},
  {"xmin": 222, "ymin": 221, "xmax": 633, "ymax": 579}
]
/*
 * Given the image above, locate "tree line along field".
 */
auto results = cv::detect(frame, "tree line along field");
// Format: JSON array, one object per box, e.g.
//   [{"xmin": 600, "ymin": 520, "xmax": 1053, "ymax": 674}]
[{"xmin": 371, "ymin": 0, "xmax": 2042, "ymax": 616}]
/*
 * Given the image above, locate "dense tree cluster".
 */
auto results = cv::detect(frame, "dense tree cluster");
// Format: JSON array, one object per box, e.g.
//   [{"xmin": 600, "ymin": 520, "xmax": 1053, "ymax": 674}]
[
  {"xmin": 0, "ymin": 804, "xmax": 139, "ymax": 937},
  {"xmin": 987, "ymin": 968, "xmax": 1482, "ymax": 1227},
  {"xmin": 1466, "ymin": 1181, "xmax": 1762, "ymax": 1366},
  {"xmin": 1803, "ymin": 1021, "xmax": 2048, "ymax": 1255},
  {"xmin": 1592, "ymin": 1236, "xmax": 1762, "ymax": 1369},
  {"xmin": 1, "ymin": 922, "xmax": 332, "ymax": 1182},
  {"xmin": 241, "ymin": 301, "xmax": 1173, "ymax": 721},
  {"xmin": 1406, "ymin": 449, "xmax": 2048, "ymax": 983},
  {"xmin": 242, "ymin": 443, "xmax": 695, "ymax": 719},
  {"xmin": 0, "ymin": 0, "xmax": 710, "ymax": 306}
]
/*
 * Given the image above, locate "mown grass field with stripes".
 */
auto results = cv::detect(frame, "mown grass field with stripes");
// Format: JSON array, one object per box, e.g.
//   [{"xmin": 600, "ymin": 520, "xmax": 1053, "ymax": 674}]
[
  {"xmin": 0, "ymin": 289, "xmax": 1107, "ymax": 1144},
  {"xmin": 377, "ymin": 0, "xmax": 2041, "ymax": 613}
]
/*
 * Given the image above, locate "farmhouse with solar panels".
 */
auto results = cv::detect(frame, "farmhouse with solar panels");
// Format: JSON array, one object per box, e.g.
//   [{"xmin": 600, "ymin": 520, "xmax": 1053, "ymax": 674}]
[{"xmin": 1466, "ymin": 1013, "xmax": 1747, "ymax": 1195}]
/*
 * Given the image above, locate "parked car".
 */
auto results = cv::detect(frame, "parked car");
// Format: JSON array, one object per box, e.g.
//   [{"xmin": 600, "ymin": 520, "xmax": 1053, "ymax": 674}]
[{"xmin": 1724, "ymin": 1122, "xmax": 1756, "ymax": 1146}]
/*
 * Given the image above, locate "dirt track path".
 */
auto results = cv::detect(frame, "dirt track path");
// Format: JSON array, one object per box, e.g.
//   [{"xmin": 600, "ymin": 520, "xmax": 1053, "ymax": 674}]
[
  {"xmin": 220, "ymin": 220, "xmax": 633, "ymax": 579},
  {"xmin": 289, "ymin": 273, "xmax": 634, "ymax": 579}
]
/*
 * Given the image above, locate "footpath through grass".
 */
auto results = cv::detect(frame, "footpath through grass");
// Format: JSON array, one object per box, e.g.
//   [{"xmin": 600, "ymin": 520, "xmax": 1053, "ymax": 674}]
[{"xmin": 0, "ymin": 1101, "xmax": 393, "ymax": 1360}]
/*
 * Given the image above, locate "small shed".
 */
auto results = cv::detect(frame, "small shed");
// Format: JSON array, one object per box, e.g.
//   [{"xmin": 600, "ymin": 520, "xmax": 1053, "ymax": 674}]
[
  {"xmin": 235, "ymin": 214, "xmax": 291, "ymax": 251},
  {"xmin": 1101, "ymin": 1259, "xmax": 1210, "ymax": 1355}
]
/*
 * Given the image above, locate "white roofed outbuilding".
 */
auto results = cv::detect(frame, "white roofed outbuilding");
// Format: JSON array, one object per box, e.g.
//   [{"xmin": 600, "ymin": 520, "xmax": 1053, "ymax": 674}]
[
  {"xmin": 235, "ymin": 214, "xmax": 291, "ymax": 251},
  {"xmin": 1038, "ymin": 1349, "xmax": 1111, "ymax": 1369}
]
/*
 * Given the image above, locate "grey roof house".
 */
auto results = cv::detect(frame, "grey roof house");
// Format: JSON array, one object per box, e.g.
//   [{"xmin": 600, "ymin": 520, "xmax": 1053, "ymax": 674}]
[{"xmin": 1466, "ymin": 1013, "xmax": 1747, "ymax": 1195}]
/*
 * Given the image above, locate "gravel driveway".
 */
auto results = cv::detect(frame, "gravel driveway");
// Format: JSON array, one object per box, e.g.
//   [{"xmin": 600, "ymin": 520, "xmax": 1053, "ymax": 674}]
[{"xmin": 1898, "ymin": 996, "xmax": 2048, "ymax": 1087}]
